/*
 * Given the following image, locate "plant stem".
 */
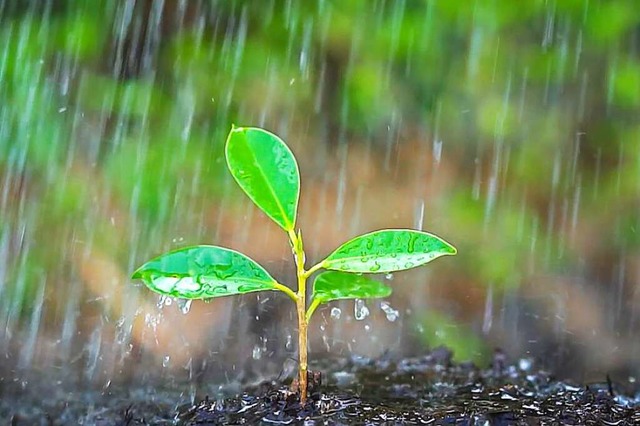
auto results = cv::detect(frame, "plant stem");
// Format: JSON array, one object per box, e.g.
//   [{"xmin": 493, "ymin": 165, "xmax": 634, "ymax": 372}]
[
  {"xmin": 305, "ymin": 297, "xmax": 321, "ymax": 322},
  {"xmin": 302, "ymin": 261, "xmax": 324, "ymax": 279},
  {"xmin": 289, "ymin": 229, "xmax": 309, "ymax": 404},
  {"xmin": 296, "ymin": 282, "xmax": 308, "ymax": 404},
  {"xmin": 273, "ymin": 282, "xmax": 298, "ymax": 302}
]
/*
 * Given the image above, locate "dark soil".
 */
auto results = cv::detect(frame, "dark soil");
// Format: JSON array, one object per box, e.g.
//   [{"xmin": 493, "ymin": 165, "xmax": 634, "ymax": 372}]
[{"xmin": 2, "ymin": 348, "xmax": 639, "ymax": 425}]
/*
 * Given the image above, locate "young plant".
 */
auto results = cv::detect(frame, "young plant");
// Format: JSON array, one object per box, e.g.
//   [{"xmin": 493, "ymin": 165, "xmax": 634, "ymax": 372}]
[{"xmin": 131, "ymin": 126, "xmax": 456, "ymax": 403}]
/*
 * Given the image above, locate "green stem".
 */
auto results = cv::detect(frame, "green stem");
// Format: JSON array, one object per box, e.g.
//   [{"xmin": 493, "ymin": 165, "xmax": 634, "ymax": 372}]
[
  {"xmin": 288, "ymin": 229, "xmax": 309, "ymax": 404},
  {"xmin": 305, "ymin": 297, "xmax": 320, "ymax": 322},
  {"xmin": 273, "ymin": 282, "xmax": 297, "ymax": 302},
  {"xmin": 302, "ymin": 261, "xmax": 324, "ymax": 279}
]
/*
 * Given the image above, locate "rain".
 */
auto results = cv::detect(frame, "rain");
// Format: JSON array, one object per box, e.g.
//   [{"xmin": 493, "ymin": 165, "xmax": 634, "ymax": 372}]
[{"xmin": 0, "ymin": 0, "xmax": 639, "ymax": 423}]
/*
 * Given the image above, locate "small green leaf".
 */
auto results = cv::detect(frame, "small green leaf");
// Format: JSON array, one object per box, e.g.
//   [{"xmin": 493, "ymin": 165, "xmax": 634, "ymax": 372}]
[
  {"xmin": 132, "ymin": 245, "xmax": 279, "ymax": 299},
  {"xmin": 322, "ymin": 229, "xmax": 456, "ymax": 273},
  {"xmin": 225, "ymin": 126, "xmax": 300, "ymax": 232},
  {"xmin": 312, "ymin": 271, "xmax": 392, "ymax": 304}
]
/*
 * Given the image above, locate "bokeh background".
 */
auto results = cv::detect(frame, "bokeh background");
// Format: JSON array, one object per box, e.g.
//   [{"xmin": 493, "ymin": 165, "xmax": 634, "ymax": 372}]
[{"xmin": 1, "ymin": 0, "xmax": 639, "ymax": 390}]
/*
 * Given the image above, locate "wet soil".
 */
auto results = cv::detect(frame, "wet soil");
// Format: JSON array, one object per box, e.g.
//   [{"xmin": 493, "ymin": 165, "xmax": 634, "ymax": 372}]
[{"xmin": 2, "ymin": 348, "xmax": 639, "ymax": 425}]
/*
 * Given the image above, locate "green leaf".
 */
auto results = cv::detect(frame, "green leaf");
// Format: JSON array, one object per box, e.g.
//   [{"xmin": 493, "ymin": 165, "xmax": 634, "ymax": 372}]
[
  {"xmin": 132, "ymin": 245, "xmax": 279, "ymax": 299},
  {"xmin": 312, "ymin": 271, "xmax": 392, "ymax": 304},
  {"xmin": 225, "ymin": 126, "xmax": 300, "ymax": 231},
  {"xmin": 322, "ymin": 229, "xmax": 456, "ymax": 273}
]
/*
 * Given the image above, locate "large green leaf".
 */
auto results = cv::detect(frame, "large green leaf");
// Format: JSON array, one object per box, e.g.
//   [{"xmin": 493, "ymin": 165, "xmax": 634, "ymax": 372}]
[
  {"xmin": 322, "ymin": 229, "xmax": 456, "ymax": 273},
  {"xmin": 225, "ymin": 126, "xmax": 300, "ymax": 232},
  {"xmin": 132, "ymin": 245, "xmax": 279, "ymax": 299},
  {"xmin": 312, "ymin": 271, "xmax": 392, "ymax": 304}
]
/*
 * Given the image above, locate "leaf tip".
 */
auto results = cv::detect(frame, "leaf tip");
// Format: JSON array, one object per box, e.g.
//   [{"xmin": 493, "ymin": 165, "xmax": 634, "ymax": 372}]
[{"xmin": 131, "ymin": 268, "xmax": 143, "ymax": 280}]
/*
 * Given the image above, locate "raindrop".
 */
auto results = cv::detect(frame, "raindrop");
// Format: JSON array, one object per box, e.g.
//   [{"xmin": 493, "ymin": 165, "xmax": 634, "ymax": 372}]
[
  {"xmin": 144, "ymin": 313, "xmax": 160, "ymax": 331},
  {"xmin": 518, "ymin": 358, "xmax": 533, "ymax": 371},
  {"xmin": 354, "ymin": 299, "xmax": 369, "ymax": 320},
  {"xmin": 177, "ymin": 299, "xmax": 192, "ymax": 314},
  {"xmin": 156, "ymin": 295, "xmax": 168, "ymax": 308},
  {"xmin": 380, "ymin": 301, "xmax": 399, "ymax": 322},
  {"xmin": 385, "ymin": 273, "xmax": 394, "ymax": 281},
  {"xmin": 252, "ymin": 344, "xmax": 262, "ymax": 360},
  {"xmin": 162, "ymin": 355, "xmax": 171, "ymax": 368},
  {"xmin": 414, "ymin": 199, "xmax": 425, "ymax": 230},
  {"xmin": 330, "ymin": 307, "xmax": 342, "ymax": 319},
  {"xmin": 115, "ymin": 317, "xmax": 128, "ymax": 344},
  {"xmin": 432, "ymin": 139, "xmax": 443, "ymax": 164},
  {"xmin": 285, "ymin": 334, "xmax": 293, "ymax": 350}
]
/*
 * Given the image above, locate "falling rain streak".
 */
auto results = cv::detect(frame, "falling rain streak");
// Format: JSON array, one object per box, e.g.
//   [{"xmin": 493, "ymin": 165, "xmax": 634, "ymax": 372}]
[{"xmin": 0, "ymin": 0, "xmax": 639, "ymax": 423}]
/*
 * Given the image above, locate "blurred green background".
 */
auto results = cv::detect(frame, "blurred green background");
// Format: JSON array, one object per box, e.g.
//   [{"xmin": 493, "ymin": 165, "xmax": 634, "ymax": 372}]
[{"xmin": 1, "ymin": 0, "xmax": 639, "ymax": 381}]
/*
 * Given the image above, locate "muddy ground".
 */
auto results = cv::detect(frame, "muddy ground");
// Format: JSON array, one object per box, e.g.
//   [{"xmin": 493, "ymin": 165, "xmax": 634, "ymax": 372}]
[{"xmin": 2, "ymin": 348, "xmax": 639, "ymax": 425}]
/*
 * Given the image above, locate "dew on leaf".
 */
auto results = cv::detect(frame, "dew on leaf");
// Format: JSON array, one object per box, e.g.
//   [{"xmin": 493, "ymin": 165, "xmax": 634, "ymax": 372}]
[
  {"xmin": 151, "ymin": 276, "xmax": 180, "ymax": 293},
  {"xmin": 174, "ymin": 277, "xmax": 201, "ymax": 292}
]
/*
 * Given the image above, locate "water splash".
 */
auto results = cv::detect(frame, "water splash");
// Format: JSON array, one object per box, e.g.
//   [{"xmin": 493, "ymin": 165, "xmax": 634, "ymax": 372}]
[
  {"xmin": 252, "ymin": 344, "xmax": 262, "ymax": 360},
  {"xmin": 0, "ymin": 3, "xmax": 638, "ymax": 412},
  {"xmin": 330, "ymin": 307, "xmax": 342, "ymax": 320},
  {"xmin": 380, "ymin": 301, "xmax": 399, "ymax": 322},
  {"xmin": 354, "ymin": 299, "xmax": 370, "ymax": 321}
]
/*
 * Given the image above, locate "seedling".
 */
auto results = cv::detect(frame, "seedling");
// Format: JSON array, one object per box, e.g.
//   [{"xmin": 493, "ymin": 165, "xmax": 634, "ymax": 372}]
[{"xmin": 132, "ymin": 126, "xmax": 456, "ymax": 403}]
